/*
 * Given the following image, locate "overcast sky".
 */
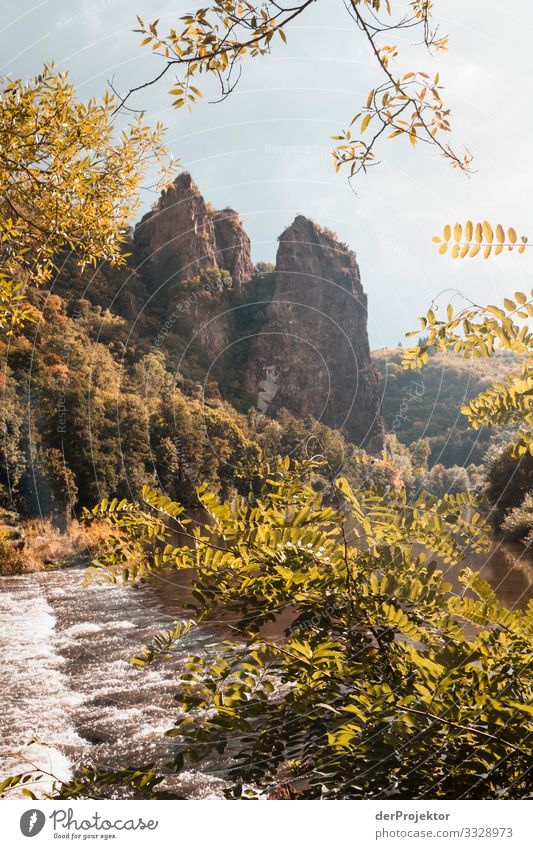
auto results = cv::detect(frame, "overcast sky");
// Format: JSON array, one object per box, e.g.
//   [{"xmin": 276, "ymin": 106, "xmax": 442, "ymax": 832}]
[{"xmin": 3, "ymin": 0, "xmax": 533, "ymax": 346}]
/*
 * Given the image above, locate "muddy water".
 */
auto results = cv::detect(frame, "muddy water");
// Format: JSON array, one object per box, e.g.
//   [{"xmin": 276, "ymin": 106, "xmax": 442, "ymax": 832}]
[{"xmin": 0, "ymin": 540, "xmax": 531, "ymax": 798}]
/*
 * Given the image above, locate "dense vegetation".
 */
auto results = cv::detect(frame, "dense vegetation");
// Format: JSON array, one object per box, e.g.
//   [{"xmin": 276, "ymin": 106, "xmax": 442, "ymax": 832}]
[
  {"xmin": 0, "ymin": 65, "xmax": 171, "ymax": 331},
  {"xmin": 0, "ymin": 275, "xmax": 493, "ymax": 538},
  {"xmin": 14, "ymin": 457, "xmax": 527, "ymax": 801},
  {"xmin": 0, "ymin": 268, "xmax": 525, "ymax": 561},
  {"xmin": 0, "ymin": 271, "xmax": 358, "ymax": 528},
  {"xmin": 374, "ymin": 346, "xmax": 515, "ymax": 466},
  {"xmin": 0, "ymin": 0, "xmax": 531, "ymax": 805}
]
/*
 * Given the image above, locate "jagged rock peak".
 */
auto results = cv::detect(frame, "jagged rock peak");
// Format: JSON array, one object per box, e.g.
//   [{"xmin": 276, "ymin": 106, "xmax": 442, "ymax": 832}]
[
  {"xmin": 213, "ymin": 207, "xmax": 254, "ymax": 291},
  {"xmin": 281, "ymin": 214, "xmax": 354, "ymax": 251},
  {"xmin": 277, "ymin": 215, "xmax": 361, "ymax": 296},
  {"xmin": 134, "ymin": 173, "xmax": 253, "ymax": 292},
  {"xmin": 246, "ymin": 213, "xmax": 384, "ymax": 450}
]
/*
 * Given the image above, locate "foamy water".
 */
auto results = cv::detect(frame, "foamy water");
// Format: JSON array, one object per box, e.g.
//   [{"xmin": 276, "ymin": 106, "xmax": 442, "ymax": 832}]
[
  {"xmin": 1, "ymin": 542, "xmax": 530, "ymax": 799},
  {"xmin": 0, "ymin": 568, "xmax": 225, "ymax": 798},
  {"xmin": 0, "ymin": 578, "xmax": 83, "ymax": 792}
]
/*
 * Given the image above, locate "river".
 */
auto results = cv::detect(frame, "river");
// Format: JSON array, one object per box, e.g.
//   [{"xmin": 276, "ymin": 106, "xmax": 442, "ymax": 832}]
[
  {"xmin": 0, "ymin": 567, "xmax": 226, "ymax": 798},
  {"xmin": 0, "ymin": 540, "xmax": 531, "ymax": 798}
]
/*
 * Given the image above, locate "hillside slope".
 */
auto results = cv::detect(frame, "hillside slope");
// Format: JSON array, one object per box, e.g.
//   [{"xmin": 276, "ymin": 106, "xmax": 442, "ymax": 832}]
[{"xmin": 374, "ymin": 347, "xmax": 515, "ymax": 466}]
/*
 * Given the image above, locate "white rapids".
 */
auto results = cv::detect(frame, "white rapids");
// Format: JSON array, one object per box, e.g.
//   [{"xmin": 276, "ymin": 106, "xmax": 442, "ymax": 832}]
[{"xmin": 0, "ymin": 568, "xmax": 225, "ymax": 798}]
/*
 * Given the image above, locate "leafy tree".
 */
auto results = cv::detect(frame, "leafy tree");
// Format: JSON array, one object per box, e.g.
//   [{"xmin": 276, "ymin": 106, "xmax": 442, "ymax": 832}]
[
  {"xmin": 484, "ymin": 444, "xmax": 533, "ymax": 530},
  {"xmin": 0, "ymin": 64, "xmax": 173, "ymax": 332},
  {"xmin": 418, "ymin": 463, "xmax": 471, "ymax": 499},
  {"xmin": 128, "ymin": 1, "xmax": 469, "ymax": 178},
  {"xmin": 36, "ymin": 457, "xmax": 530, "ymax": 800},
  {"xmin": 404, "ymin": 218, "xmax": 532, "ymax": 462},
  {"xmin": 404, "ymin": 286, "xmax": 533, "ymax": 460},
  {"xmin": 256, "ymin": 409, "xmax": 354, "ymax": 479},
  {"xmin": 0, "ymin": 364, "xmax": 25, "ymax": 506},
  {"xmin": 375, "ymin": 346, "xmax": 515, "ymax": 466},
  {"xmin": 403, "ymin": 223, "xmax": 533, "ymax": 546},
  {"xmin": 28, "ymin": 447, "xmax": 78, "ymax": 531},
  {"xmin": 501, "ymin": 493, "xmax": 533, "ymax": 548},
  {"xmin": 410, "ymin": 437, "xmax": 430, "ymax": 470}
]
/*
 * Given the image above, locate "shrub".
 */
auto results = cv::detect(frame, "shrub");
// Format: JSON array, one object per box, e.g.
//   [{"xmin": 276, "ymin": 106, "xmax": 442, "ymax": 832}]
[
  {"xmin": 501, "ymin": 493, "xmax": 533, "ymax": 548},
  {"xmin": 37, "ymin": 458, "xmax": 532, "ymax": 801}
]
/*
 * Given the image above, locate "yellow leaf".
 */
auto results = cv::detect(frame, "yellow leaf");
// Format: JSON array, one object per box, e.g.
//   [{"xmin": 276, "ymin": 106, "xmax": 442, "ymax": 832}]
[
  {"xmin": 487, "ymin": 305, "xmax": 505, "ymax": 320},
  {"xmin": 482, "ymin": 220, "xmax": 493, "ymax": 243},
  {"xmin": 483, "ymin": 245, "xmax": 492, "ymax": 258},
  {"xmin": 439, "ymin": 243, "xmax": 448, "ymax": 255},
  {"xmin": 465, "ymin": 220, "xmax": 473, "ymax": 242},
  {"xmin": 361, "ymin": 113, "xmax": 372, "ymax": 133},
  {"xmin": 495, "ymin": 224, "xmax": 505, "ymax": 244},
  {"xmin": 508, "ymin": 227, "xmax": 517, "ymax": 244},
  {"xmin": 469, "ymin": 244, "xmax": 481, "ymax": 257},
  {"xmin": 475, "ymin": 223, "xmax": 483, "ymax": 243},
  {"xmin": 443, "ymin": 224, "xmax": 451, "ymax": 241},
  {"xmin": 453, "ymin": 223, "xmax": 462, "ymax": 242}
]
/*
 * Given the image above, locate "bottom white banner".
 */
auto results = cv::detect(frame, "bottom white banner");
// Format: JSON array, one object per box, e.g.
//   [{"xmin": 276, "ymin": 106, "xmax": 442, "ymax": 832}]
[{"xmin": 1, "ymin": 799, "xmax": 532, "ymax": 849}]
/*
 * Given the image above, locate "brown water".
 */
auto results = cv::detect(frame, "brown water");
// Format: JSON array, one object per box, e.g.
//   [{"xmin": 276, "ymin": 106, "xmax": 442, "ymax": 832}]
[{"xmin": 0, "ymin": 539, "xmax": 531, "ymax": 798}]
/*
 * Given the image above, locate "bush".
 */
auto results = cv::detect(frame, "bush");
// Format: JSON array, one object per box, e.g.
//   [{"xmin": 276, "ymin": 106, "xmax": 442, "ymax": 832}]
[
  {"xmin": 28, "ymin": 457, "xmax": 532, "ymax": 801},
  {"xmin": 501, "ymin": 492, "xmax": 533, "ymax": 548},
  {"xmin": 0, "ymin": 517, "xmax": 111, "ymax": 575},
  {"xmin": 484, "ymin": 444, "xmax": 533, "ymax": 528},
  {"xmin": 0, "ymin": 528, "xmax": 38, "ymax": 574}
]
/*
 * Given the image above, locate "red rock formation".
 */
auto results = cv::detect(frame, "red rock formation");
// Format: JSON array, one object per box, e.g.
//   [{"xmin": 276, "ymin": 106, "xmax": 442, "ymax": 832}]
[
  {"xmin": 134, "ymin": 173, "xmax": 253, "ymax": 293},
  {"xmin": 134, "ymin": 172, "xmax": 219, "ymax": 288},
  {"xmin": 133, "ymin": 175, "xmax": 383, "ymax": 450},
  {"xmin": 213, "ymin": 207, "xmax": 254, "ymax": 291},
  {"xmin": 133, "ymin": 174, "xmax": 254, "ymax": 362},
  {"xmin": 246, "ymin": 215, "xmax": 384, "ymax": 450}
]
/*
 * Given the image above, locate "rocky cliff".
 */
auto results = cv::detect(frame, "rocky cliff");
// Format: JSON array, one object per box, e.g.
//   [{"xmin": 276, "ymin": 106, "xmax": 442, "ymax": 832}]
[
  {"xmin": 134, "ymin": 172, "xmax": 253, "ymax": 292},
  {"xmin": 133, "ymin": 174, "xmax": 384, "ymax": 450},
  {"xmin": 132, "ymin": 173, "xmax": 254, "ymax": 363},
  {"xmin": 246, "ymin": 216, "xmax": 384, "ymax": 449}
]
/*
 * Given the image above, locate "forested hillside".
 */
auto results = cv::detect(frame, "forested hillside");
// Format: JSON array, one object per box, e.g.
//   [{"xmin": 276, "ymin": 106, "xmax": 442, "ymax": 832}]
[
  {"xmin": 0, "ymin": 174, "xmax": 386, "ymax": 527},
  {"xmin": 374, "ymin": 346, "xmax": 515, "ymax": 466},
  {"xmin": 0, "ymin": 177, "xmax": 520, "ymax": 532}
]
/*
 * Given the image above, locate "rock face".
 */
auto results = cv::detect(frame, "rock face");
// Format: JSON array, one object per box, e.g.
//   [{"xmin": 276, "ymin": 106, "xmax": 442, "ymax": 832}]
[
  {"xmin": 134, "ymin": 173, "xmax": 252, "ymax": 292},
  {"xmin": 246, "ymin": 216, "xmax": 384, "ymax": 449},
  {"xmin": 134, "ymin": 172, "xmax": 218, "ymax": 287},
  {"xmin": 133, "ymin": 174, "xmax": 384, "ymax": 450},
  {"xmin": 133, "ymin": 173, "xmax": 254, "ymax": 361},
  {"xmin": 213, "ymin": 208, "xmax": 254, "ymax": 291}
]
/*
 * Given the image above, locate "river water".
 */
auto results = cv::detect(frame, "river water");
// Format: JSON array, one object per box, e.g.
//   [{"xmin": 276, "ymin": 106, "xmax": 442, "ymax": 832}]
[
  {"xmin": 0, "ymin": 567, "xmax": 226, "ymax": 798},
  {"xmin": 0, "ymin": 540, "xmax": 531, "ymax": 798}
]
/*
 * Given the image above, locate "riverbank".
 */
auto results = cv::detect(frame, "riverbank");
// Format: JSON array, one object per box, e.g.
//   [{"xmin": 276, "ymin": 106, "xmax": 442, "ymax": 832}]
[{"xmin": 0, "ymin": 513, "xmax": 110, "ymax": 575}]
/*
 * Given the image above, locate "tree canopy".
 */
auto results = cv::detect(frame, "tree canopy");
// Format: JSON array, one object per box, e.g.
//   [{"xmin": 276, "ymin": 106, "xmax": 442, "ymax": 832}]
[{"xmin": 0, "ymin": 65, "xmax": 173, "ymax": 332}]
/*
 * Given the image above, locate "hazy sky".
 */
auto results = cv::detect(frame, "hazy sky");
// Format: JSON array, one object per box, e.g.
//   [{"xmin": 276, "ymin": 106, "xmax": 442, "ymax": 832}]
[{"xmin": 3, "ymin": 0, "xmax": 533, "ymax": 346}]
